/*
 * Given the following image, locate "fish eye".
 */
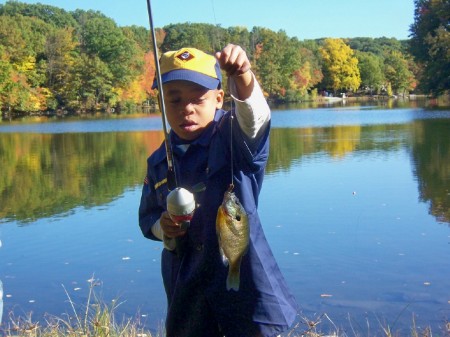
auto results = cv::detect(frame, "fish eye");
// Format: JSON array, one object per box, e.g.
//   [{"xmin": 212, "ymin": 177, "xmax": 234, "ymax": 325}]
[{"xmin": 235, "ymin": 215, "xmax": 241, "ymax": 221}]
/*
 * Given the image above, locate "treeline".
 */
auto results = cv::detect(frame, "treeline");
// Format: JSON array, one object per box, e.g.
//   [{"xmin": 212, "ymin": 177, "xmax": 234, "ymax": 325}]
[
  {"xmin": 0, "ymin": 0, "xmax": 447, "ymax": 115},
  {"xmin": 0, "ymin": 1, "xmax": 156, "ymax": 115}
]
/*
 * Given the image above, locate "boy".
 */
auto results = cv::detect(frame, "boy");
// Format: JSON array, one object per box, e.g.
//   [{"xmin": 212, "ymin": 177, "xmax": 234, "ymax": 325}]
[{"xmin": 139, "ymin": 44, "xmax": 298, "ymax": 337}]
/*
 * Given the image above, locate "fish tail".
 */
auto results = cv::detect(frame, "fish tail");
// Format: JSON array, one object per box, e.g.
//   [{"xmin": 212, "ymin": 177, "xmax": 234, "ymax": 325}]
[{"xmin": 226, "ymin": 259, "xmax": 241, "ymax": 291}]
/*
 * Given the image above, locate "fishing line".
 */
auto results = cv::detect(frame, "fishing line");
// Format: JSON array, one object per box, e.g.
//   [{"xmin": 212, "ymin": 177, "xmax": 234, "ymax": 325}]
[
  {"xmin": 210, "ymin": 0, "xmax": 222, "ymax": 56},
  {"xmin": 229, "ymin": 99, "xmax": 235, "ymax": 190},
  {"xmin": 209, "ymin": 0, "xmax": 234, "ymax": 190},
  {"xmin": 210, "ymin": 0, "xmax": 217, "ymax": 27}
]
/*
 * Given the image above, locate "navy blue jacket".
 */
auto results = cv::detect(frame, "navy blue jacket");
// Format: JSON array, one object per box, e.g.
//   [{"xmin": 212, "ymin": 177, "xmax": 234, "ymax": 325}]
[{"xmin": 139, "ymin": 108, "xmax": 298, "ymax": 337}]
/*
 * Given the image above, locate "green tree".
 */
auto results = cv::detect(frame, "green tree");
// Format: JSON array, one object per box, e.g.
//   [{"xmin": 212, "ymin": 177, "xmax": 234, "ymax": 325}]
[
  {"xmin": 349, "ymin": 37, "xmax": 406, "ymax": 56},
  {"xmin": 251, "ymin": 27, "xmax": 285, "ymax": 99},
  {"xmin": 0, "ymin": 14, "xmax": 52, "ymax": 64},
  {"xmin": 409, "ymin": 0, "xmax": 450, "ymax": 95},
  {"xmin": 356, "ymin": 51, "xmax": 384, "ymax": 94},
  {"xmin": 0, "ymin": 0, "xmax": 78, "ymax": 29},
  {"xmin": 160, "ymin": 23, "xmax": 215, "ymax": 53},
  {"xmin": 319, "ymin": 38, "xmax": 361, "ymax": 94},
  {"xmin": 73, "ymin": 54, "xmax": 114, "ymax": 110},
  {"xmin": 45, "ymin": 27, "xmax": 78, "ymax": 105},
  {"xmin": 383, "ymin": 50, "xmax": 416, "ymax": 95},
  {"xmin": 75, "ymin": 12, "xmax": 140, "ymax": 86},
  {"xmin": 122, "ymin": 25, "xmax": 151, "ymax": 53},
  {"xmin": 0, "ymin": 49, "xmax": 16, "ymax": 111},
  {"xmin": 226, "ymin": 26, "xmax": 251, "ymax": 56}
]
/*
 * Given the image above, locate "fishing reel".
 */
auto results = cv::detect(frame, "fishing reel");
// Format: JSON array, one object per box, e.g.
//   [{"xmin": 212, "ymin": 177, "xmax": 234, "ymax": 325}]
[{"xmin": 166, "ymin": 187, "xmax": 195, "ymax": 230}]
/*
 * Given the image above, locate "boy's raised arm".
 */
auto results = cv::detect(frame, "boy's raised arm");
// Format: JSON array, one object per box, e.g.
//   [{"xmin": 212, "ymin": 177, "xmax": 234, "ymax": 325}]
[
  {"xmin": 216, "ymin": 44, "xmax": 270, "ymax": 141},
  {"xmin": 215, "ymin": 44, "xmax": 254, "ymax": 100}
]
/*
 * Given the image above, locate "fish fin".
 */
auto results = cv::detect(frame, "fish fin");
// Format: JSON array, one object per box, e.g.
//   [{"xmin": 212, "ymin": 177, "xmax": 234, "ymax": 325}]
[
  {"xmin": 226, "ymin": 259, "xmax": 241, "ymax": 291},
  {"xmin": 220, "ymin": 247, "xmax": 229, "ymax": 266}
]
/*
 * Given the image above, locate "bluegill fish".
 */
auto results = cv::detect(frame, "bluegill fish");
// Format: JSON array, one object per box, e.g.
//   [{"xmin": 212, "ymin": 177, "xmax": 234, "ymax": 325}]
[{"xmin": 216, "ymin": 188, "xmax": 249, "ymax": 291}]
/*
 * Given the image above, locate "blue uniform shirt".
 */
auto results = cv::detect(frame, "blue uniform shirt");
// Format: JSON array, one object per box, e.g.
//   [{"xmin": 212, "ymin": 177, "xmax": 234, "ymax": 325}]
[{"xmin": 139, "ymin": 108, "xmax": 299, "ymax": 337}]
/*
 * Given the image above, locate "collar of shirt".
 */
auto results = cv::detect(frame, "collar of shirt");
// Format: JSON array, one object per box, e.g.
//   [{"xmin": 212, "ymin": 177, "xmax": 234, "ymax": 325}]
[
  {"xmin": 170, "ymin": 108, "xmax": 225, "ymax": 148},
  {"xmin": 151, "ymin": 109, "xmax": 226, "ymax": 166}
]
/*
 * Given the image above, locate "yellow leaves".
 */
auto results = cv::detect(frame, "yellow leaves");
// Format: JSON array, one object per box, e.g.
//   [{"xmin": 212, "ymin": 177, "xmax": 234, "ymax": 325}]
[
  {"xmin": 39, "ymin": 87, "xmax": 53, "ymax": 99},
  {"xmin": 14, "ymin": 55, "xmax": 36, "ymax": 73},
  {"xmin": 319, "ymin": 38, "xmax": 361, "ymax": 92},
  {"xmin": 118, "ymin": 78, "xmax": 147, "ymax": 104},
  {"xmin": 28, "ymin": 91, "xmax": 42, "ymax": 111}
]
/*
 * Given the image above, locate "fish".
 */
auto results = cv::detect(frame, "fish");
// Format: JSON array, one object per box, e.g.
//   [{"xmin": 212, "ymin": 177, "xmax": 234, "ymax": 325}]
[{"xmin": 216, "ymin": 187, "xmax": 249, "ymax": 291}]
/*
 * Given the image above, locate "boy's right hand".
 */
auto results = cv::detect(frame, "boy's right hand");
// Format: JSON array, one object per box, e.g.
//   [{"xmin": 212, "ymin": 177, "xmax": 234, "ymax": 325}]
[
  {"xmin": 160, "ymin": 211, "xmax": 187, "ymax": 238},
  {"xmin": 216, "ymin": 44, "xmax": 254, "ymax": 100},
  {"xmin": 215, "ymin": 44, "xmax": 251, "ymax": 77}
]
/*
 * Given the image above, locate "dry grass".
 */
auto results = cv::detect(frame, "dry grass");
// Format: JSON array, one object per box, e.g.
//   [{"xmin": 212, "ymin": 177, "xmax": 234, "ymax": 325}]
[
  {"xmin": 0, "ymin": 278, "xmax": 161, "ymax": 337},
  {"xmin": 286, "ymin": 312, "xmax": 450, "ymax": 337},
  {"xmin": 1, "ymin": 281, "xmax": 449, "ymax": 337}
]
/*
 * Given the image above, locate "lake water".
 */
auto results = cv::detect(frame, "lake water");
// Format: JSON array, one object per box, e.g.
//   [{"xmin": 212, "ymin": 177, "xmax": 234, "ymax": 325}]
[{"xmin": 0, "ymin": 100, "xmax": 449, "ymax": 335}]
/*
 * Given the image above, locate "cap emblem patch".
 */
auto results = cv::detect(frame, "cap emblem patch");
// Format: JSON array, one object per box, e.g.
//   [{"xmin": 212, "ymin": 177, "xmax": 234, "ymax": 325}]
[{"xmin": 177, "ymin": 51, "xmax": 194, "ymax": 61}]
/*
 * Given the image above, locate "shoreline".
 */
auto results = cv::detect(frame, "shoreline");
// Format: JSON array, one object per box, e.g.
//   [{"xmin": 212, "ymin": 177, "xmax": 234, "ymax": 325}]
[{"xmin": 3, "ymin": 94, "xmax": 447, "ymax": 123}]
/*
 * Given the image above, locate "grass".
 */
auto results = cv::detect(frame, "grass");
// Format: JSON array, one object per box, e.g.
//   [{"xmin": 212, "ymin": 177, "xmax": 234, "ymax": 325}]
[
  {"xmin": 289, "ymin": 312, "xmax": 449, "ymax": 337},
  {"xmin": 0, "ymin": 278, "xmax": 162, "ymax": 337},
  {"xmin": 1, "ymin": 280, "xmax": 449, "ymax": 337}
]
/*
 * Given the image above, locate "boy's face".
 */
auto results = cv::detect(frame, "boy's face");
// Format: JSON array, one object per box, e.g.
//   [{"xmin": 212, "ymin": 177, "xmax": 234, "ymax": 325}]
[{"xmin": 163, "ymin": 80, "xmax": 224, "ymax": 141}]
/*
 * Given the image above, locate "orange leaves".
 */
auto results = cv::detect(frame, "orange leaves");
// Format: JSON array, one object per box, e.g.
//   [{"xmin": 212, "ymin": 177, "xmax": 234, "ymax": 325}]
[{"xmin": 115, "ymin": 51, "xmax": 157, "ymax": 105}]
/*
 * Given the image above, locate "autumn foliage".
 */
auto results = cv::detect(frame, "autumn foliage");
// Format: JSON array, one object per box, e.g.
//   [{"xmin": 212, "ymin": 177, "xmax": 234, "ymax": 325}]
[{"xmin": 0, "ymin": 0, "xmax": 427, "ymax": 114}]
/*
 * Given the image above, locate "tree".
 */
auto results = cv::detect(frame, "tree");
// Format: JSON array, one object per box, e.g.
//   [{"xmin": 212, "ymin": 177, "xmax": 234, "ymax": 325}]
[
  {"xmin": 0, "ymin": 0, "xmax": 78, "ymax": 29},
  {"xmin": 356, "ymin": 51, "xmax": 384, "ymax": 94},
  {"xmin": 122, "ymin": 25, "xmax": 151, "ymax": 52},
  {"xmin": 160, "ymin": 23, "xmax": 215, "ymax": 53},
  {"xmin": 0, "ymin": 15, "xmax": 51, "ymax": 111},
  {"xmin": 226, "ymin": 26, "xmax": 251, "ymax": 56},
  {"xmin": 0, "ymin": 49, "xmax": 16, "ymax": 110},
  {"xmin": 383, "ymin": 50, "xmax": 416, "ymax": 95},
  {"xmin": 251, "ymin": 27, "xmax": 285, "ymax": 99},
  {"xmin": 409, "ymin": 0, "xmax": 450, "ymax": 95},
  {"xmin": 319, "ymin": 38, "xmax": 361, "ymax": 94},
  {"xmin": 0, "ymin": 14, "xmax": 52, "ymax": 64},
  {"xmin": 76, "ymin": 13, "xmax": 140, "ymax": 86},
  {"xmin": 45, "ymin": 27, "xmax": 78, "ymax": 105},
  {"xmin": 296, "ymin": 45, "xmax": 323, "ymax": 94},
  {"xmin": 116, "ymin": 50, "xmax": 157, "ymax": 111},
  {"xmin": 73, "ymin": 54, "xmax": 114, "ymax": 110},
  {"xmin": 0, "ymin": 58, "xmax": 47, "ymax": 112},
  {"xmin": 349, "ymin": 37, "xmax": 405, "ymax": 56}
]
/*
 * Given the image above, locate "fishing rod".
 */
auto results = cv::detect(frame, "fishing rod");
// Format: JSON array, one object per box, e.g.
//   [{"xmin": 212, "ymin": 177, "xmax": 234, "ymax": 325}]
[
  {"xmin": 146, "ymin": 0, "xmax": 177, "ymax": 190},
  {"xmin": 146, "ymin": 0, "xmax": 195, "ymax": 256}
]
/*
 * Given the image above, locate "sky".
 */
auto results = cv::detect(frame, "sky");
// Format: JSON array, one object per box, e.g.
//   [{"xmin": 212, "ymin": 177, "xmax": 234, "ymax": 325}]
[{"xmin": 1, "ymin": 0, "xmax": 415, "ymax": 40}]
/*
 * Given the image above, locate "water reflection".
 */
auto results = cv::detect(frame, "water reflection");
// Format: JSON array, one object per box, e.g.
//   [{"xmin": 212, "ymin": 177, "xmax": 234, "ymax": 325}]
[
  {"xmin": 0, "ymin": 132, "xmax": 164, "ymax": 223},
  {"xmin": 0, "ymin": 119, "xmax": 449, "ymax": 225},
  {"xmin": 411, "ymin": 119, "xmax": 450, "ymax": 225},
  {"xmin": 268, "ymin": 124, "xmax": 409, "ymax": 174},
  {"xmin": 0, "ymin": 107, "xmax": 449, "ymax": 333},
  {"xmin": 0, "ymin": 279, "xmax": 3, "ymax": 325}
]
